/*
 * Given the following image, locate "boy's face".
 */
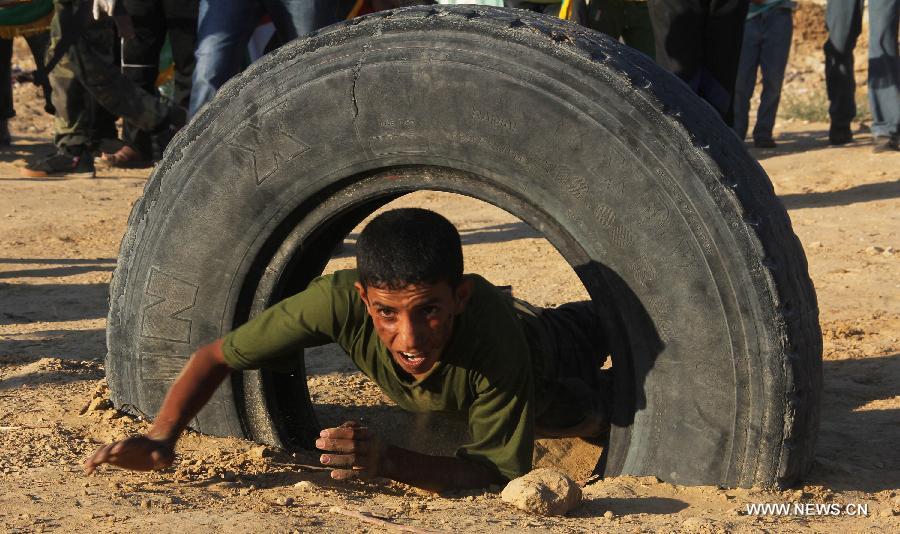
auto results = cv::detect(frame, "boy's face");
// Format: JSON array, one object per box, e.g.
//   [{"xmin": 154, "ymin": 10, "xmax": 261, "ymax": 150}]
[{"xmin": 354, "ymin": 279, "xmax": 473, "ymax": 379}]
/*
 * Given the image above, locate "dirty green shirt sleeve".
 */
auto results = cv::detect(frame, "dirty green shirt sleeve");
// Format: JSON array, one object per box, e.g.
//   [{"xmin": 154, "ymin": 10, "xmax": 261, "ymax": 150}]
[{"xmin": 221, "ymin": 272, "xmax": 353, "ymax": 370}]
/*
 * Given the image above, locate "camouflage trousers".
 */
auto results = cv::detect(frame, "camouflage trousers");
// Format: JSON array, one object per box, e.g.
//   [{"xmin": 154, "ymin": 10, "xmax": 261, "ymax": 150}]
[{"xmin": 48, "ymin": 0, "xmax": 169, "ymax": 149}]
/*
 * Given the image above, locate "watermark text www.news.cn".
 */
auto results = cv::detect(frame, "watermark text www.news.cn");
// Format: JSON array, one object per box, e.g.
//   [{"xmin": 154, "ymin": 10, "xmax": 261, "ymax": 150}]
[{"xmin": 745, "ymin": 503, "xmax": 869, "ymax": 516}]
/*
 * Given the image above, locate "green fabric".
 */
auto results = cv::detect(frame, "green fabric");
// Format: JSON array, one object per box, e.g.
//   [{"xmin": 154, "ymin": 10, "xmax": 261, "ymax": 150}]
[
  {"xmin": 588, "ymin": 0, "xmax": 656, "ymax": 60},
  {"xmin": 0, "ymin": 0, "xmax": 53, "ymax": 27},
  {"xmin": 49, "ymin": 0, "xmax": 168, "ymax": 149},
  {"xmin": 222, "ymin": 269, "xmax": 537, "ymax": 481}
]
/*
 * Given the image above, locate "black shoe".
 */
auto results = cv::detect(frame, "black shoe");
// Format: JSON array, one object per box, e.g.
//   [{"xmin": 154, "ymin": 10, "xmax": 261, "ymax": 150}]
[
  {"xmin": 21, "ymin": 148, "xmax": 95, "ymax": 178},
  {"xmin": 0, "ymin": 119, "xmax": 10, "ymax": 146},
  {"xmin": 828, "ymin": 125, "xmax": 853, "ymax": 145},
  {"xmin": 872, "ymin": 135, "xmax": 900, "ymax": 153},
  {"xmin": 754, "ymin": 137, "xmax": 777, "ymax": 149}
]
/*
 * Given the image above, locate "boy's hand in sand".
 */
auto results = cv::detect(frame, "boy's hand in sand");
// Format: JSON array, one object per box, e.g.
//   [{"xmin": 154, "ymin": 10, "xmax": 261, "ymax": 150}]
[
  {"xmin": 316, "ymin": 421, "xmax": 389, "ymax": 480},
  {"xmin": 83, "ymin": 435, "xmax": 175, "ymax": 474}
]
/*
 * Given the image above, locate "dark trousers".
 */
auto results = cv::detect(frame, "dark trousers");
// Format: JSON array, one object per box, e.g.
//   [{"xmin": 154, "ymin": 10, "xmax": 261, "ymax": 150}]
[
  {"xmin": 825, "ymin": 0, "xmax": 900, "ymax": 137},
  {"xmin": 513, "ymin": 299, "xmax": 611, "ymax": 430},
  {"xmin": 647, "ymin": 0, "xmax": 750, "ymax": 126},
  {"xmin": 121, "ymin": 0, "xmax": 198, "ymax": 160},
  {"xmin": 733, "ymin": 7, "xmax": 793, "ymax": 141},
  {"xmin": 587, "ymin": 0, "xmax": 656, "ymax": 59},
  {"xmin": 0, "ymin": 32, "xmax": 53, "ymax": 119},
  {"xmin": 189, "ymin": 0, "xmax": 337, "ymax": 117},
  {"xmin": 49, "ymin": 0, "xmax": 170, "ymax": 150}
]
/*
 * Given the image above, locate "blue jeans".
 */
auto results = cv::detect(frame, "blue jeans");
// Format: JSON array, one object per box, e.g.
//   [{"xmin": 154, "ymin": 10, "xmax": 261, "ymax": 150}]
[
  {"xmin": 825, "ymin": 0, "xmax": 900, "ymax": 138},
  {"xmin": 732, "ymin": 7, "xmax": 793, "ymax": 141},
  {"xmin": 189, "ymin": 0, "xmax": 336, "ymax": 117}
]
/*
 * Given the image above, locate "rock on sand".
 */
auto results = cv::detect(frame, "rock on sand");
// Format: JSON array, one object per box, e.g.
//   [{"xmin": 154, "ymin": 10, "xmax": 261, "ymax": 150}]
[{"xmin": 500, "ymin": 468, "xmax": 582, "ymax": 516}]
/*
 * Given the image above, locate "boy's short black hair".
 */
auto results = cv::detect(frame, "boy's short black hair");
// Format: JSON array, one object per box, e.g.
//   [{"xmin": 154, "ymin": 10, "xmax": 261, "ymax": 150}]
[{"xmin": 356, "ymin": 208, "xmax": 463, "ymax": 290}]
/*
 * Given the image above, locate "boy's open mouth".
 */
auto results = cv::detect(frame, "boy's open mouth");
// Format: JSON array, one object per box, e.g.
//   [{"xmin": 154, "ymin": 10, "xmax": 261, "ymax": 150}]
[{"xmin": 399, "ymin": 351, "xmax": 425, "ymax": 364}]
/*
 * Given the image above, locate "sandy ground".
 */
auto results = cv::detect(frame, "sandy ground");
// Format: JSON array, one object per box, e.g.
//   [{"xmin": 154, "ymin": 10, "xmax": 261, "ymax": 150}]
[{"xmin": 1, "ymin": 5, "xmax": 899, "ymax": 532}]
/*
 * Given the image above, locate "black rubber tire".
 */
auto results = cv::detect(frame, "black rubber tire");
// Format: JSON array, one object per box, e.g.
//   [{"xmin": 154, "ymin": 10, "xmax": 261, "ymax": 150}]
[{"xmin": 106, "ymin": 5, "xmax": 822, "ymax": 488}]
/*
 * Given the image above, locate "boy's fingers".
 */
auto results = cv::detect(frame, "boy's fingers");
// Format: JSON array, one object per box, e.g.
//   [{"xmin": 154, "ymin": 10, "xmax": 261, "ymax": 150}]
[
  {"xmin": 110, "ymin": 440, "xmax": 128, "ymax": 455},
  {"xmin": 329, "ymin": 468, "xmax": 360, "ymax": 480},
  {"xmin": 150, "ymin": 448, "xmax": 173, "ymax": 468},
  {"xmin": 319, "ymin": 453, "xmax": 358, "ymax": 468},
  {"xmin": 315, "ymin": 437, "xmax": 370, "ymax": 453},
  {"xmin": 83, "ymin": 443, "xmax": 115, "ymax": 473},
  {"xmin": 320, "ymin": 425, "xmax": 371, "ymax": 440}
]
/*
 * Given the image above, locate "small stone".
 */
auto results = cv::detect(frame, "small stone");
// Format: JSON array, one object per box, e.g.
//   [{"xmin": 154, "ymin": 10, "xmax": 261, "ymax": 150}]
[
  {"xmin": 810, "ymin": 241, "xmax": 823, "ymax": 248},
  {"xmin": 500, "ymin": 468, "xmax": 582, "ymax": 516},
  {"xmin": 603, "ymin": 511, "xmax": 614, "ymax": 519},
  {"xmin": 140, "ymin": 499, "xmax": 151, "ymax": 509},
  {"xmin": 221, "ymin": 471, "xmax": 235, "ymax": 482},
  {"xmin": 293, "ymin": 481, "xmax": 316, "ymax": 491},
  {"xmin": 276, "ymin": 497, "xmax": 294, "ymax": 507},
  {"xmin": 865, "ymin": 246, "xmax": 884, "ymax": 255},
  {"xmin": 239, "ymin": 488, "xmax": 252, "ymax": 496},
  {"xmin": 879, "ymin": 508, "xmax": 895, "ymax": 518},
  {"xmin": 250, "ymin": 446, "xmax": 272, "ymax": 459},
  {"xmin": 884, "ymin": 247, "xmax": 895, "ymax": 257}
]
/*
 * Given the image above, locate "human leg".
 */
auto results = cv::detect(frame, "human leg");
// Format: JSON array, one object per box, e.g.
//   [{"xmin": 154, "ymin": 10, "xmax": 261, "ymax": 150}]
[
  {"xmin": 824, "ymin": 0, "xmax": 863, "ymax": 143},
  {"xmin": 24, "ymin": 31, "xmax": 54, "ymax": 114},
  {"xmin": 588, "ymin": 0, "xmax": 627, "ymax": 41},
  {"xmin": 702, "ymin": 0, "xmax": 750, "ymax": 127},
  {"xmin": 530, "ymin": 300, "xmax": 613, "ymax": 437},
  {"xmin": 189, "ymin": 0, "xmax": 260, "ymax": 116},
  {"xmin": 0, "ymin": 37, "xmax": 13, "ymax": 145},
  {"xmin": 264, "ymin": 0, "xmax": 337, "ymax": 41},
  {"xmin": 622, "ymin": 0, "xmax": 656, "ymax": 59},
  {"xmin": 752, "ymin": 6, "xmax": 793, "ymax": 144},
  {"xmin": 120, "ymin": 0, "xmax": 166, "ymax": 162},
  {"xmin": 164, "ymin": 0, "xmax": 199, "ymax": 109},
  {"xmin": 867, "ymin": 0, "xmax": 900, "ymax": 148},
  {"xmin": 46, "ymin": 2, "xmax": 94, "ymax": 152},
  {"xmin": 732, "ymin": 15, "xmax": 762, "ymax": 141},
  {"xmin": 68, "ymin": 5, "xmax": 172, "ymax": 132}
]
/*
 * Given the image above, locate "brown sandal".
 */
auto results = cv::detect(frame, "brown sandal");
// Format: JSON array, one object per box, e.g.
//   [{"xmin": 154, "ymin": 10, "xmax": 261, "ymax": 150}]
[{"xmin": 100, "ymin": 145, "xmax": 153, "ymax": 169}]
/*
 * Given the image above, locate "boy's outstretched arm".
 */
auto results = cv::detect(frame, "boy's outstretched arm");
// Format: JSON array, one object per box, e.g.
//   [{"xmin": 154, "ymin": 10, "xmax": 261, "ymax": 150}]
[
  {"xmin": 317, "ymin": 422, "xmax": 506, "ymax": 493},
  {"xmin": 83, "ymin": 339, "xmax": 232, "ymax": 474}
]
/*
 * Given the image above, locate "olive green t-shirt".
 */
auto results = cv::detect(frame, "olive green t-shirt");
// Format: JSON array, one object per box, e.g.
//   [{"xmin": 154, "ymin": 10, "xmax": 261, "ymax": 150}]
[{"xmin": 221, "ymin": 269, "xmax": 536, "ymax": 480}]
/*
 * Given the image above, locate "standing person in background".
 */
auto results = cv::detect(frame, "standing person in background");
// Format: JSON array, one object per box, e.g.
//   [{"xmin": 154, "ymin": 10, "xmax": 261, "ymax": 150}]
[
  {"xmin": 189, "ymin": 0, "xmax": 337, "ymax": 118},
  {"xmin": 824, "ymin": 0, "xmax": 899, "ymax": 152},
  {"xmin": 732, "ymin": 0, "xmax": 795, "ymax": 148},
  {"xmin": 100, "ymin": 0, "xmax": 198, "ymax": 168},
  {"xmin": 647, "ymin": 0, "xmax": 751, "ymax": 126},
  {"xmin": 0, "ymin": 0, "xmax": 55, "ymax": 145},
  {"xmin": 20, "ymin": 0, "xmax": 186, "ymax": 178},
  {"xmin": 586, "ymin": 0, "xmax": 656, "ymax": 59}
]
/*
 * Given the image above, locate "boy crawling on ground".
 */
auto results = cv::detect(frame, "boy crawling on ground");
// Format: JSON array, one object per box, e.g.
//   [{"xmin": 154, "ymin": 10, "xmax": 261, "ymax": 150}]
[{"xmin": 84, "ymin": 208, "xmax": 612, "ymax": 492}]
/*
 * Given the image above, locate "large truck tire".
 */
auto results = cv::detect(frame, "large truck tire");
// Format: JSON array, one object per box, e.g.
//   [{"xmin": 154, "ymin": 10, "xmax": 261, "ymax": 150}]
[{"xmin": 106, "ymin": 5, "xmax": 822, "ymax": 488}]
